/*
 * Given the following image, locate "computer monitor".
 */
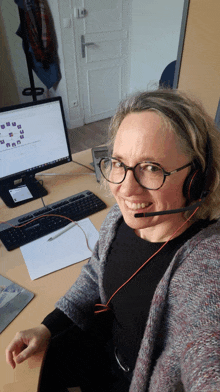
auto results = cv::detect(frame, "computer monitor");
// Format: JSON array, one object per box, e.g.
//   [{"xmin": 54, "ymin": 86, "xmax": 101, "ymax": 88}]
[{"xmin": 0, "ymin": 97, "xmax": 72, "ymax": 207}]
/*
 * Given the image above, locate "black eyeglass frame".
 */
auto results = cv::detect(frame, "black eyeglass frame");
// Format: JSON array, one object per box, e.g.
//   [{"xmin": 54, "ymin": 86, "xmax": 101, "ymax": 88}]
[{"xmin": 99, "ymin": 157, "xmax": 192, "ymax": 190}]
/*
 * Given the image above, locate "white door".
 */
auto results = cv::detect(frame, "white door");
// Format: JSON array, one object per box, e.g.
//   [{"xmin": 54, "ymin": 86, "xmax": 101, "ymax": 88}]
[{"xmin": 73, "ymin": 0, "xmax": 131, "ymax": 124}]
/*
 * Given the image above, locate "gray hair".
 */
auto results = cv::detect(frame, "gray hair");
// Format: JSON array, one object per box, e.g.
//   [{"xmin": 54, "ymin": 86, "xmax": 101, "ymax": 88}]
[{"xmin": 106, "ymin": 89, "xmax": 220, "ymax": 221}]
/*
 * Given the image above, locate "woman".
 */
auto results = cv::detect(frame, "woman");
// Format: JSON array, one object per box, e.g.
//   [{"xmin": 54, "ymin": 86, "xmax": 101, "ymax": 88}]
[{"xmin": 6, "ymin": 89, "xmax": 220, "ymax": 392}]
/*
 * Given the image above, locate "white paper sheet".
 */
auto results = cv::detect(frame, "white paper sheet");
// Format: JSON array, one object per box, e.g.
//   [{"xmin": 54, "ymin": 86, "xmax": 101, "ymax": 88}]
[{"xmin": 20, "ymin": 218, "xmax": 99, "ymax": 280}]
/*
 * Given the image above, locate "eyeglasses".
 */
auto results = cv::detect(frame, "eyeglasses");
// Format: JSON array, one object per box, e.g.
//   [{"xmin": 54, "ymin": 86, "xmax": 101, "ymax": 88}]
[{"xmin": 99, "ymin": 157, "xmax": 192, "ymax": 190}]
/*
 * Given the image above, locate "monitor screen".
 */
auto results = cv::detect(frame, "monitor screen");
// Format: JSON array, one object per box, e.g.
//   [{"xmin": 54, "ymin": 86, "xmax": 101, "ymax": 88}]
[
  {"xmin": 0, "ymin": 97, "xmax": 72, "ymax": 207},
  {"xmin": 0, "ymin": 97, "xmax": 71, "ymax": 180}
]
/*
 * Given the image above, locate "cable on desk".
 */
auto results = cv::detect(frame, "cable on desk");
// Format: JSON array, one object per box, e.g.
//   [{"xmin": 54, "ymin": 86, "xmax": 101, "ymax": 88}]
[
  {"xmin": 36, "ymin": 159, "xmax": 95, "ymax": 177},
  {"xmin": 0, "ymin": 214, "xmax": 93, "ymax": 252},
  {"xmin": 35, "ymin": 178, "xmax": 46, "ymax": 207},
  {"xmin": 4, "ymin": 162, "xmax": 97, "ymax": 246},
  {"xmin": 71, "ymin": 160, "xmax": 95, "ymax": 172},
  {"xmin": 36, "ymin": 168, "xmax": 95, "ymax": 208}
]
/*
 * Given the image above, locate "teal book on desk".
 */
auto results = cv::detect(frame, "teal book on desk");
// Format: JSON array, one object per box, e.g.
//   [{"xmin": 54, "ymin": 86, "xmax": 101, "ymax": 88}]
[{"xmin": 0, "ymin": 275, "xmax": 34, "ymax": 333}]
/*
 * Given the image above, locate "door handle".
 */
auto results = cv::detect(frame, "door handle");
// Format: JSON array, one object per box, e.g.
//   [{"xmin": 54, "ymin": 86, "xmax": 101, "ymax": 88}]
[{"xmin": 81, "ymin": 35, "xmax": 95, "ymax": 58}]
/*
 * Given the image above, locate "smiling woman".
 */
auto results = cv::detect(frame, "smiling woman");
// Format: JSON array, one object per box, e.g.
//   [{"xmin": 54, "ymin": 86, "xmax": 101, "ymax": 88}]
[
  {"xmin": 108, "ymin": 89, "xmax": 220, "ymax": 220},
  {"xmin": 6, "ymin": 89, "xmax": 220, "ymax": 392},
  {"xmin": 107, "ymin": 109, "xmax": 196, "ymax": 242}
]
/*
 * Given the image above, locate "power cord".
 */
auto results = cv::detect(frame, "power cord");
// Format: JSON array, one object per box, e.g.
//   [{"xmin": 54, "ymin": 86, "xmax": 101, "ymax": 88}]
[
  {"xmin": 36, "ymin": 159, "xmax": 96, "ymax": 207},
  {"xmin": 35, "ymin": 178, "xmax": 46, "ymax": 207},
  {"xmin": 95, "ymin": 206, "xmax": 200, "ymax": 314},
  {"xmin": 71, "ymin": 159, "xmax": 95, "ymax": 172},
  {"xmin": 0, "ymin": 213, "xmax": 93, "ymax": 252},
  {"xmin": 0, "ymin": 161, "xmax": 96, "ymax": 251}
]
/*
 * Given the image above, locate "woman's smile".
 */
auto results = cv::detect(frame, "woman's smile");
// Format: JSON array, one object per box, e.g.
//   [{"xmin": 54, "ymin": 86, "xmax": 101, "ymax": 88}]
[
  {"xmin": 124, "ymin": 200, "xmax": 152, "ymax": 211},
  {"xmin": 109, "ymin": 111, "xmax": 191, "ymax": 242}
]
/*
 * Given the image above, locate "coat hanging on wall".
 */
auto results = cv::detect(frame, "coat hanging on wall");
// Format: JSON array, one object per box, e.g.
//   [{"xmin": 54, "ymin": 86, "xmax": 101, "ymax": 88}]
[{"xmin": 14, "ymin": 0, "xmax": 61, "ymax": 91}]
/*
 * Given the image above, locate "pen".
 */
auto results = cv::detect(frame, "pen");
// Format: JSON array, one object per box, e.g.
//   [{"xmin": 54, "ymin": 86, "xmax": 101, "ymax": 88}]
[{"xmin": 47, "ymin": 222, "xmax": 76, "ymax": 241}]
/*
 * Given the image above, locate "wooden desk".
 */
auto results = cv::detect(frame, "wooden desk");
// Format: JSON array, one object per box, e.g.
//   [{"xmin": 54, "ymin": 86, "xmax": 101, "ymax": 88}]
[{"xmin": 0, "ymin": 149, "xmax": 115, "ymax": 392}]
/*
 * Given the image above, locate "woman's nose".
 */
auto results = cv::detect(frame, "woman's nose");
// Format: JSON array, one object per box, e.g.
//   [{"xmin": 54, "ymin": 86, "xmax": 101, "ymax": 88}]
[{"xmin": 120, "ymin": 170, "xmax": 143, "ymax": 195}]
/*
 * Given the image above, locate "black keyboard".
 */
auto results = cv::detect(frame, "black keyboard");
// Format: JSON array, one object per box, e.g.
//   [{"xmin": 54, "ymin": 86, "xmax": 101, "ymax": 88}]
[{"xmin": 0, "ymin": 190, "xmax": 106, "ymax": 251}]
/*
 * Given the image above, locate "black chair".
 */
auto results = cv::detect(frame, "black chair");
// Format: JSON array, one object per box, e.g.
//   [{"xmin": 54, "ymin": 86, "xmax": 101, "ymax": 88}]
[{"xmin": 159, "ymin": 60, "xmax": 176, "ymax": 89}]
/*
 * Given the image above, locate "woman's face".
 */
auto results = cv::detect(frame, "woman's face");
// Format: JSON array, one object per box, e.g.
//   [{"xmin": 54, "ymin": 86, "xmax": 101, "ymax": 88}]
[{"xmin": 109, "ymin": 111, "xmax": 192, "ymax": 242}]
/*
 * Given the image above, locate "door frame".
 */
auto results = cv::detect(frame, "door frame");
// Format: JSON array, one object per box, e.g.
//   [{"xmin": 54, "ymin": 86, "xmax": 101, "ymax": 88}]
[{"xmin": 173, "ymin": 0, "xmax": 190, "ymax": 89}]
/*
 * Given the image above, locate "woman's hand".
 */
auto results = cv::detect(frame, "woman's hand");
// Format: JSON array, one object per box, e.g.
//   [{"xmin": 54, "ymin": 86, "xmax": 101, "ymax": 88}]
[{"xmin": 5, "ymin": 324, "xmax": 51, "ymax": 369}]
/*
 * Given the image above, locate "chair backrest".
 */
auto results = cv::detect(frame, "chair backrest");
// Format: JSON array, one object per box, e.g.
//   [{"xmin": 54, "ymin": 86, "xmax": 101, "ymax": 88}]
[{"xmin": 159, "ymin": 60, "xmax": 176, "ymax": 89}]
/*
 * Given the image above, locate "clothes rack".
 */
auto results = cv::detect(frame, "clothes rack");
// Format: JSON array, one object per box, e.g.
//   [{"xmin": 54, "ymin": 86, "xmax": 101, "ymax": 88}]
[{"xmin": 18, "ymin": 7, "xmax": 44, "ymax": 102}]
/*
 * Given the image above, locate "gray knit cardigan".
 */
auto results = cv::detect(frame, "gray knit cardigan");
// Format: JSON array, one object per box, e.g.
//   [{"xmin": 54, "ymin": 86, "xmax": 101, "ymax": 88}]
[{"xmin": 56, "ymin": 204, "xmax": 220, "ymax": 392}]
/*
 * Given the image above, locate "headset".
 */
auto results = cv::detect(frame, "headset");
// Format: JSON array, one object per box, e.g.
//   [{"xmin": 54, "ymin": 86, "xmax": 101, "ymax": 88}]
[
  {"xmin": 134, "ymin": 135, "xmax": 213, "ymax": 218},
  {"xmin": 96, "ymin": 139, "xmax": 213, "ymax": 315}
]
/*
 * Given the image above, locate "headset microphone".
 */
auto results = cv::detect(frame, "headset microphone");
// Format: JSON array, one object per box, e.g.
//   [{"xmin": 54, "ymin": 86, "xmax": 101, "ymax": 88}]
[
  {"xmin": 135, "ymin": 132, "xmax": 212, "ymax": 219},
  {"xmin": 134, "ymin": 195, "xmax": 208, "ymax": 218}
]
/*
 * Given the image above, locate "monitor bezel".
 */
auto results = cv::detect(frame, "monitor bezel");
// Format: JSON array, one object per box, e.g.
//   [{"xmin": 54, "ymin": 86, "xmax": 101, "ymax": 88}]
[{"xmin": 0, "ymin": 96, "xmax": 72, "ymax": 186}]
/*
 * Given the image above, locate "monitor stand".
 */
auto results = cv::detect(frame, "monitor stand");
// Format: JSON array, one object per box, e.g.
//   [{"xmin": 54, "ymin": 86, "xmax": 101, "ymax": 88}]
[{"xmin": 0, "ymin": 175, "xmax": 48, "ymax": 208}]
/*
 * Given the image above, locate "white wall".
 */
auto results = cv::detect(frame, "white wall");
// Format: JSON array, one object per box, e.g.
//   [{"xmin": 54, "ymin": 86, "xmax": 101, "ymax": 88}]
[
  {"xmin": 49, "ymin": 0, "xmax": 83, "ymax": 129},
  {"xmin": 0, "ymin": 10, "xmax": 19, "ymax": 107},
  {"xmin": 129, "ymin": 0, "xmax": 184, "ymax": 93},
  {"xmin": 0, "ymin": 0, "xmax": 184, "ymax": 127},
  {"xmin": 47, "ymin": 0, "xmax": 72, "ymax": 127}
]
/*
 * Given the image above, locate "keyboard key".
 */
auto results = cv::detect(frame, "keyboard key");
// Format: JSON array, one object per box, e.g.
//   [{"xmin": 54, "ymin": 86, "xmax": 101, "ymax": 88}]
[
  {"xmin": 0, "ymin": 191, "xmax": 106, "ymax": 251},
  {"xmin": 33, "ymin": 207, "xmax": 52, "ymax": 217},
  {"xmin": 18, "ymin": 215, "xmax": 33, "ymax": 223}
]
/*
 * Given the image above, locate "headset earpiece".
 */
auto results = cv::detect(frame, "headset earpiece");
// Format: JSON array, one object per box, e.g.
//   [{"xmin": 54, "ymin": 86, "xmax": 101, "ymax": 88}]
[
  {"xmin": 183, "ymin": 135, "xmax": 213, "ymax": 203},
  {"xmin": 183, "ymin": 163, "xmax": 205, "ymax": 202},
  {"xmin": 135, "ymin": 135, "xmax": 213, "ymax": 219}
]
